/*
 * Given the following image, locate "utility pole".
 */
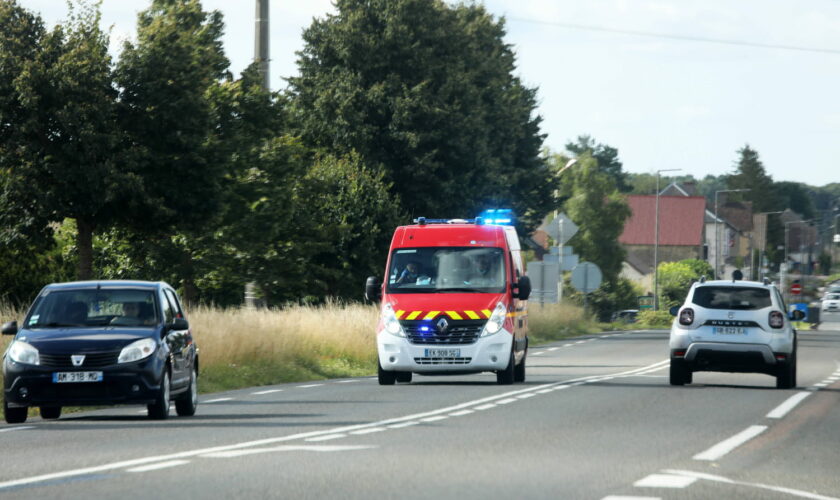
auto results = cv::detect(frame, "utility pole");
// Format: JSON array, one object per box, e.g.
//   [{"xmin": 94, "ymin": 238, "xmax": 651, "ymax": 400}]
[
  {"xmin": 653, "ymin": 169, "xmax": 680, "ymax": 310},
  {"xmin": 255, "ymin": 0, "xmax": 270, "ymax": 90}
]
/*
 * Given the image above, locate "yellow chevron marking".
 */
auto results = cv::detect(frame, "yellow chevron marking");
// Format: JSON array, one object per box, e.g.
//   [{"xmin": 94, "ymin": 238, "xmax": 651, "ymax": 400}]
[
  {"xmin": 481, "ymin": 309, "xmax": 492, "ymax": 318},
  {"xmin": 405, "ymin": 311, "xmax": 422, "ymax": 320},
  {"xmin": 464, "ymin": 310, "xmax": 481, "ymax": 320},
  {"xmin": 423, "ymin": 311, "xmax": 441, "ymax": 320},
  {"xmin": 395, "ymin": 310, "xmax": 405, "ymax": 319},
  {"xmin": 445, "ymin": 311, "xmax": 463, "ymax": 320}
]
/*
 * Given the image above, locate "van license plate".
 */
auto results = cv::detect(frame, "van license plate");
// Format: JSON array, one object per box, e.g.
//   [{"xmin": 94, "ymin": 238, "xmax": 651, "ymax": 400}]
[
  {"xmin": 425, "ymin": 348, "xmax": 460, "ymax": 357},
  {"xmin": 53, "ymin": 371, "xmax": 103, "ymax": 383},
  {"xmin": 714, "ymin": 327, "xmax": 746, "ymax": 335}
]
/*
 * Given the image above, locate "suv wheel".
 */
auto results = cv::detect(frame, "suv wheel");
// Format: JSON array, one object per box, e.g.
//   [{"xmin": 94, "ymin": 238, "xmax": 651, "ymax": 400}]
[
  {"xmin": 776, "ymin": 353, "xmax": 796, "ymax": 389},
  {"xmin": 148, "ymin": 370, "xmax": 171, "ymax": 420},
  {"xmin": 378, "ymin": 361, "xmax": 396, "ymax": 385},
  {"xmin": 40, "ymin": 406, "xmax": 61, "ymax": 420},
  {"xmin": 669, "ymin": 359, "xmax": 692, "ymax": 386},
  {"xmin": 3, "ymin": 399, "xmax": 27, "ymax": 424},
  {"xmin": 175, "ymin": 367, "xmax": 198, "ymax": 416}
]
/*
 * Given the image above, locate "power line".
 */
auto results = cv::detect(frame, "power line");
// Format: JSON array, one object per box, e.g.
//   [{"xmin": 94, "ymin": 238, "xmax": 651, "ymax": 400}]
[{"xmin": 507, "ymin": 17, "xmax": 840, "ymax": 56}]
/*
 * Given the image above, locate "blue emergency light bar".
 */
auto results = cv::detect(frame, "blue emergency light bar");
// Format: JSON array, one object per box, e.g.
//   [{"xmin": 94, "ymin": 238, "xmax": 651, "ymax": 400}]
[{"xmin": 413, "ymin": 209, "xmax": 515, "ymax": 226}]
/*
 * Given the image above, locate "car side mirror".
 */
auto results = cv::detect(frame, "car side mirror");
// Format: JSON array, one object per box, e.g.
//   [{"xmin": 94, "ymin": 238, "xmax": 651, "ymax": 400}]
[
  {"xmin": 789, "ymin": 310, "xmax": 805, "ymax": 321},
  {"xmin": 514, "ymin": 276, "xmax": 531, "ymax": 301},
  {"xmin": 170, "ymin": 317, "xmax": 189, "ymax": 331},
  {"xmin": 1, "ymin": 321, "xmax": 18, "ymax": 335},
  {"xmin": 669, "ymin": 306, "xmax": 679, "ymax": 316},
  {"xmin": 365, "ymin": 276, "xmax": 381, "ymax": 302}
]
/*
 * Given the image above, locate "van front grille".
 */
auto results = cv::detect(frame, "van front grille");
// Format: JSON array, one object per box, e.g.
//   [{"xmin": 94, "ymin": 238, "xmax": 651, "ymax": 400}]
[
  {"xmin": 414, "ymin": 357, "xmax": 473, "ymax": 365},
  {"xmin": 402, "ymin": 319, "xmax": 485, "ymax": 345}
]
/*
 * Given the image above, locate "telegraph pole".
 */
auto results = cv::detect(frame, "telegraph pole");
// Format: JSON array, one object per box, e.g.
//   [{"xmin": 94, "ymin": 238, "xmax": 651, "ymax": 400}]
[{"xmin": 255, "ymin": 0, "xmax": 270, "ymax": 89}]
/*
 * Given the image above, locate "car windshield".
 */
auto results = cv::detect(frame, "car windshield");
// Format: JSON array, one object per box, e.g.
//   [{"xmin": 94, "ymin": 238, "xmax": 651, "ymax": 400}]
[
  {"xmin": 386, "ymin": 247, "xmax": 506, "ymax": 293},
  {"xmin": 25, "ymin": 289, "xmax": 159, "ymax": 328},
  {"xmin": 827, "ymin": 294, "xmax": 840, "ymax": 300},
  {"xmin": 692, "ymin": 286, "xmax": 772, "ymax": 310}
]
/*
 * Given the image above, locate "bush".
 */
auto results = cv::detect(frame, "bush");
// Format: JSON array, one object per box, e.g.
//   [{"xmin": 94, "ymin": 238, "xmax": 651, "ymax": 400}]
[{"xmin": 636, "ymin": 310, "xmax": 673, "ymax": 328}]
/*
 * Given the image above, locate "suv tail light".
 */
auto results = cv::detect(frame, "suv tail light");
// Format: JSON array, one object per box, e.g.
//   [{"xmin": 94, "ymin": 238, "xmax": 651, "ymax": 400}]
[
  {"xmin": 679, "ymin": 308, "xmax": 694, "ymax": 326},
  {"xmin": 769, "ymin": 311, "xmax": 784, "ymax": 329}
]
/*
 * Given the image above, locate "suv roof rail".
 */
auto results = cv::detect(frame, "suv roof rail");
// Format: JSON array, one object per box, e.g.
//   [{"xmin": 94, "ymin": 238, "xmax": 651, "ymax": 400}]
[{"xmin": 699, "ymin": 275, "xmax": 706, "ymax": 283}]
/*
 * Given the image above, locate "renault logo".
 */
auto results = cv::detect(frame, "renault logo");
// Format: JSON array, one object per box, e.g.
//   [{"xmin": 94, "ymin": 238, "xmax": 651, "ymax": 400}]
[
  {"xmin": 436, "ymin": 317, "xmax": 449, "ymax": 333},
  {"xmin": 727, "ymin": 312, "xmax": 735, "ymax": 319},
  {"xmin": 71, "ymin": 355, "xmax": 85, "ymax": 367}
]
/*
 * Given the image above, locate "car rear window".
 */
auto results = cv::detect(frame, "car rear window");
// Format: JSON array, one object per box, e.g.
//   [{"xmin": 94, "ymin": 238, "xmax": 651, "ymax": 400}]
[{"xmin": 692, "ymin": 286, "xmax": 772, "ymax": 310}]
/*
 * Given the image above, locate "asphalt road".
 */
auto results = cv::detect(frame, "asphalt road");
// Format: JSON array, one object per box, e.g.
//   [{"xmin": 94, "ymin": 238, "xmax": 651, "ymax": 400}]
[{"xmin": 1, "ymin": 327, "xmax": 839, "ymax": 499}]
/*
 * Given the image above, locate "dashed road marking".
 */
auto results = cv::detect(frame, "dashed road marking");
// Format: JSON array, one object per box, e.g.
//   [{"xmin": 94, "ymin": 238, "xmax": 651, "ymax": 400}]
[
  {"xmin": 449, "ymin": 410, "xmax": 474, "ymax": 416},
  {"xmin": 602, "ymin": 496, "xmax": 661, "ymax": 500},
  {"xmin": 420, "ymin": 416, "xmax": 448, "ymax": 423},
  {"xmin": 297, "ymin": 384, "xmax": 324, "ymax": 388},
  {"xmin": 517, "ymin": 393, "xmax": 536, "ymax": 399},
  {"xmin": 204, "ymin": 398, "xmax": 232, "ymax": 403},
  {"xmin": 693, "ymin": 425, "xmax": 767, "ymax": 461},
  {"xmin": 634, "ymin": 473, "xmax": 697, "ymax": 488},
  {"xmin": 766, "ymin": 391, "xmax": 811, "ymax": 419},
  {"xmin": 0, "ymin": 426, "xmax": 34, "ymax": 433},
  {"xmin": 335, "ymin": 380, "xmax": 360, "ymax": 383},
  {"xmin": 531, "ymin": 351, "xmax": 544, "ymax": 356},
  {"xmin": 663, "ymin": 469, "xmax": 840, "ymax": 500},
  {"xmin": 127, "ymin": 460, "xmax": 189, "ymax": 473},
  {"xmin": 474, "ymin": 403, "xmax": 496, "ymax": 410},
  {"xmin": 350, "ymin": 428, "xmax": 386, "ymax": 435},
  {"xmin": 388, "ymin": 421, "xmax": 419, "ymax": 429},
  {"xmin": 203, "ymin": 445, "xmax": 376, "ymax": 459},
  {"xmin": 496, "ymin": 398, "xmax": 517, "ymax": 405},
  {"xmin": 252, "ymin": 389, "xmax": 283, "ymax": 395},
  {"xmin": 548, "ymin": 347, "xmax": 559, "ymax": 351},
  {"xmin": 305, "ymin": 434, "xmax": 346, "ymax": 442}
]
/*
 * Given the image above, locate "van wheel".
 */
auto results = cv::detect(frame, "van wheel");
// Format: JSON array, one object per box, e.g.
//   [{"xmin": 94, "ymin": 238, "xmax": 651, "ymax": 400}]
[
  {"xmin": 175, "ymin": 367, "xmax": 198, "ymax": 416},
  {"xmin": 395, "ymin": 372, "xmax": 412, "ymax": 383},
  {"xmin": 3, "ymin": 399, "xmax": 27, "ymax": 424},
  {"xmin": 669, "ymin": 359, "xmax": 690, "ymax": 386},
  {"xmin": 514, "ymin": 351, "xmax": 526, "ymax": 383},
  {"xmin": 40, "ymin": 406, "xmax": 61, "ymax": 420},
  {"xmin": 497, "ymin": 349, "xmax": 515, "ymax": 385},
  {"xmin": 378, "ymin": 361, "xmax": 396, "ymax": 385},
  {"xmin": 148, "ymin": 370, "xmax": 171, "ymax": 420}
]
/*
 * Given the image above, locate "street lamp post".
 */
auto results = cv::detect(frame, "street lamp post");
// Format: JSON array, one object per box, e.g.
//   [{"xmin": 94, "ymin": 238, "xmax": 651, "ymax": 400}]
[
  {"xmin": 714, "ymin": 189, "xmax": 751, "ymax": 280},
  {"xmin": 756, "ymin": 210, "xmax": 783, "ymax": 281},
  {"xmin": 653, "ymin": 169, "xmax": 681, "ymax": 311}
]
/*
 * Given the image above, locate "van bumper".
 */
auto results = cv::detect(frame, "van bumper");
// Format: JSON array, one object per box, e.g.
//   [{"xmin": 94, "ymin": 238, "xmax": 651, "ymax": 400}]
[{"xmin": 377, "ymin": 329, "xmax": 513, "ymax": 373}]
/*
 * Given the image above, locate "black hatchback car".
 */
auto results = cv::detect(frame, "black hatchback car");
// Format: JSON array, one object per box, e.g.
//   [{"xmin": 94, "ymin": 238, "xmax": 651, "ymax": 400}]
[{"xmin": 2, "ymin": 281, "xmax": 198, "ymax": 423}]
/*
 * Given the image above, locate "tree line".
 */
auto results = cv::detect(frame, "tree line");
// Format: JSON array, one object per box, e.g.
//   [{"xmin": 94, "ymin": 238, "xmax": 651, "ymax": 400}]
[{"xmin": 0, "ymin": 0, "xmax": 554, "ymax": 305}]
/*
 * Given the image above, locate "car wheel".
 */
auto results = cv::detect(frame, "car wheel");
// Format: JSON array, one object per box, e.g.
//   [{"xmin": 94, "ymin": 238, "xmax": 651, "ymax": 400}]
[
  {"xmin": 175, "ymin": 367, "xmax": 198, "ymax": 417},
  {"xmin": 40, "ymin": 406, "xmax": 61, "ymax": 420},
  {"xmin": 395, "ymin": 372, "xmax": 412, "ymax": 383},
  {"xmin": 669, "ymin": 359, "xmax": 689, "ymax": 386},
  {"xmin": 3, "ymin": 399, "xmax": 27, "ymax": 424},
  {"xmin": 378, "ymin": 361, "xmax": 396, "ymax": 385},
  {"xmin": 514, "ymin": 350, "xmax": 526, "ymax": 383},
  {"xmin": 148, "ymin": 370, "xmax": 171, "ymax": 420},
  {"xmin": 496, "ymin": 348, "xmax": 515, "ymax": 385}
]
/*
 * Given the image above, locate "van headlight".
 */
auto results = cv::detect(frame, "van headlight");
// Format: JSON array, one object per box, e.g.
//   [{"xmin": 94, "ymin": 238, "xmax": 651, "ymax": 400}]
[
  {"xmin": 481, "ymin": 302, "xmax": 508, "ymax": 337},
  {"xmin": 118, "ymin": 338, "xmax": 157, "ymax": 363},
  {"xmin": 8, "ymin": 341, "xmax": 40, "ymax": 365},
  {"xmin": 382, "ymin": 303, "xmax": 406, "ymax": 338}
]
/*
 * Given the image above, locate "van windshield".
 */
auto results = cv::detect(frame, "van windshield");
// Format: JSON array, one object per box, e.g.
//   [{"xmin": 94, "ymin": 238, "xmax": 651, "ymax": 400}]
[
  {"xmin": 25, "ymin": 289, "xmax": 159, "ymax": 328},
  {"xmin": 692, "ymin": 286, "xmax": 772, "ymax": 310},
  {"xmin": 387, "ymin": 247, "xmax": 506, "ymax": 293}
]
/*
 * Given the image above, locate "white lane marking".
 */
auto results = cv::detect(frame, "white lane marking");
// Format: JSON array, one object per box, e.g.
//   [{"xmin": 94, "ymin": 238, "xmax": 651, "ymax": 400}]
[
  {"xmin": 0, "ymin": 426, "xmax": 34, "ymax": 433},
  {"xmin": 349, "ymin": 427, "xmax": 386, "ymax": 435},
  {"xmin": 531, "ymin": 351, "xmax": 544, "ymax": 356},
  {"xmin": 664, "ymin": 469, "xmax": 840, "ymax": 500},
  {"xmin": 305, "ymin": 434, "xmax": 346, "ymax": 442},
  {"xmin": 127, "ymin": 460, "xmax": 190, "ymax": 473},
  {"xmin": 548, "ymin": 347, "xmax": 559, "ymax": 351},
  {"xmin": 693, "ymin": 425, "xmax": 767, "ymax": 461},
  {"xmin": 826, "ymin": 376, "xmax": 839, "ymax": 381},
  {"xmin": 204, "ymin": 445, "xmax": 376, "ymax": 459},
  {"xmin": 252, "ymin": 389, "xmax": 283, "ymax": 395},
  {"xmin": 496, "ymin": 398, "xmax": 517, "ymax": 405},
  {"xmin": 387, "ymin": 421, "xmax": 419, "ymax": 429},
  {"xmin": 474, "ymin": 403, "xmax": 496, "ymax": 410},
  {"xmin": 602, "ymin": 496, "xmax": 661, "ymax": 500},
  {"xmin": 576, "ymin": 340, "xmax": 586, "ymax": 344},
  {"xmin": 420, "ymin": 416, "xmax": 448, "ymax": 423},
  {"xmin": 517, "ymin": 393, "xmax": 536, "ymax": 399},
  {"xmin": 766, "ymin": 391, "xmax": 812, "ymax": 419},
  {"xmin": 204, "ymin": 398, "xmax": 232, "ymax": 403},
  {"xmin": 536, "ymin": 389, "xmax": 553, "ymax": 394},
  {"xmin": 634, "ymin": 473, "xmax": 697, "ymax": 488},
  {"xmin": 297, "ymin": 384, "xmax": 324, "ymax": 388},
  {"xmin": 564, "ymin": 343, "xmax": 574, "ymax": 347},
  {"xmin": 335, "ymin": 380, "xmax": 360, "ymax": 383},
  {"xmin": 449, "ymin": 410, "xmax": 474, "ymax": 416},
  {"xmin": 813, "ymin": 383, "xmax": 828, "ymax": 387},
  {"xmin": 0, "ymin": 359, "xmax": 671, "ymax": 491}
]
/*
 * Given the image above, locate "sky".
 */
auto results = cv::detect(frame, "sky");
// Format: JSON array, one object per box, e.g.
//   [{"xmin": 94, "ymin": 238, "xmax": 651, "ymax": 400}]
[{"xmin": 19, "ymin": 0, "xmax": 840, "ymax": 187}]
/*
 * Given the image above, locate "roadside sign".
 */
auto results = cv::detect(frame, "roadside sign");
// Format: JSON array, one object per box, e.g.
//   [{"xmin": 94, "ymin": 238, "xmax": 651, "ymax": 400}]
[
  {"xmin": 527, "ymin": 261, "xmax": 559, "ymax": 303},
  {"xmin": 790, "ymin": 282, "xmax": 802, "ymax": 295},
  {"xmin": 790, "ymin": 303, "xmax": 808, "ymax": 322},
  {"xmin": 571, "ymin": 262, "xmax": 602, "ymax": 294},
  {"xmin": 538, "ymin": 213, "xmax": 578, "ymax": 245},
  {"xmin": 638, "ymin": 295, "xmax": 654, "ymax": 311}
]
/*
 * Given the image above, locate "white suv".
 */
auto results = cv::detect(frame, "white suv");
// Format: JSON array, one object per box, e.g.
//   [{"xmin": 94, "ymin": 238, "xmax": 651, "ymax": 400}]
[{"xmin": 668, "ymin": 278, "xmax": 804, "ymax": 389}]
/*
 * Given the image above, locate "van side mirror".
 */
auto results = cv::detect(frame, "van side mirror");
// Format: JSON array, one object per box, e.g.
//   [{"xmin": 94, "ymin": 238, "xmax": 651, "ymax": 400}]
[
  {"xmin": 669, "ymin": 306, "xmax": 679, "ymax": 316},
  {"xmin": 365, "ymin": 276, "xmax": 381, "ymax": 302},
  {"xmin": 170, "ymin": 317, "xmax": 189, "ymax": 331},
  {"xmin": 789, "ymin": 309, "xmax": 805, "ymax": 321},
  {"xmin": 513, "ymin": 276, "xmax": 531, "ymax": 301},
  {"xmin": 2, "ymin": 321, "xmax": 18, "ymax": 335}
]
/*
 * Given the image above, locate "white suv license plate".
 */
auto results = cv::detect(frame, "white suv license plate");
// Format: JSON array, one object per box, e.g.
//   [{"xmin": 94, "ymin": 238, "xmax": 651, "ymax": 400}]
[
  {"xmin": 714, "ymin": 327, "xmax": 747, "ymax": 335},
  {"xmin": 424, "ymin": 348, "xmax": 461, "ymax": 357},
  {"xmin": 53, "ymin": 371, "xmax": 103, "ymax": 383}
]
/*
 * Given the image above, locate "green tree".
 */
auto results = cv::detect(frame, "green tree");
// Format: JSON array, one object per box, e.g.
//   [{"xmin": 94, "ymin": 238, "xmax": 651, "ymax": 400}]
[
  {"xmin": 288, "ymin": 0, "xmax": 552, "ymax": 231},
  {"xmin": 775, "ymin": 182, "xmax": 816, "ymax": 220},
  {"xmin": 657, "ymin": 259, "xmax": 712, "ymax": 309},
  {"xmin": 727, "ymin": 145, "xmax": 777, "ymax": 212},
  {"xmin": 565, "ymin": 135, "xmax": 630, "ymax": 192},
  {"xmin": 1, "ymin": 1, "xmax": 127, "ymax": 280}
]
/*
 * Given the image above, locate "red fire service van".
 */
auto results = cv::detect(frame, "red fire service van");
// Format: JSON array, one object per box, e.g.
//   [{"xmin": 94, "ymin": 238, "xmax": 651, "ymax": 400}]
[{"xmin": 365, "ymin": 213, "xmax": 531, "ymax": 385}]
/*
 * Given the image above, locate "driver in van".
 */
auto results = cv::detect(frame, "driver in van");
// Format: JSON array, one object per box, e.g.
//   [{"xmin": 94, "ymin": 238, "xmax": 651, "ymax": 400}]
[{"xmin": 395, "ymin": 262, "xmax": 420, "ymax": 285}]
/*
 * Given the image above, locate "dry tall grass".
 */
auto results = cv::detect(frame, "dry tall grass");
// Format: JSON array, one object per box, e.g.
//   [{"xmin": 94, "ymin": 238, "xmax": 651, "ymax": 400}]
[{"xmin": 527, "ymin": 302, "xmax": 599, "ymax": 342}]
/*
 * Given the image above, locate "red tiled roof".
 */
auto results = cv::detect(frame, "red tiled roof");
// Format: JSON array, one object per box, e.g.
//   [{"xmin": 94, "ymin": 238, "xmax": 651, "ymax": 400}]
[{"xmin": 619, "ymin": 195, "xmax": 706, "ymax": 246}]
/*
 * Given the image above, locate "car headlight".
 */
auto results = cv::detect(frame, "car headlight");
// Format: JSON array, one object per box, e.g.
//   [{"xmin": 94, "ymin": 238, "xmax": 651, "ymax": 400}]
[
  {"xmin": 481, "ymin": 302, "xmax": 508, "ymax": 337},
  {"xmin": 118, "ymin": 338, "xmax": 157, "ymax": 363},
  {"xmin": 382, "ymin": 303, "xmax": 406, "ymax": 338},
  {"xmin": 7, "ymin": 341, "xmax": 40, "ymax": 365}
]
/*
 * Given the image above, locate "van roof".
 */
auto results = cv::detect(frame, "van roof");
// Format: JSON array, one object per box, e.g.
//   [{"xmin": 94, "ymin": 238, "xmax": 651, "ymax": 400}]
[{"xmin": 391, "ymin": 223, "xmax": 509, "ymax": 248}]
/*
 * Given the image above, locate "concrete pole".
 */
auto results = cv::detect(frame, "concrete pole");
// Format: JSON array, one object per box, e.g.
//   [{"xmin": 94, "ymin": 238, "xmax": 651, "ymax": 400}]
[{"xmin": 255, "ymin": 0, "xmax": 270, "ymax": 90}]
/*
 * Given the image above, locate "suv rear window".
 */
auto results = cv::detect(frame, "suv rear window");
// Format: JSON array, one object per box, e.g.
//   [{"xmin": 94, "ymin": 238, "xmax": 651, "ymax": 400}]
[{"xmin": 692, "ymin": 286, "xmax": 772, "ymax": 310}]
